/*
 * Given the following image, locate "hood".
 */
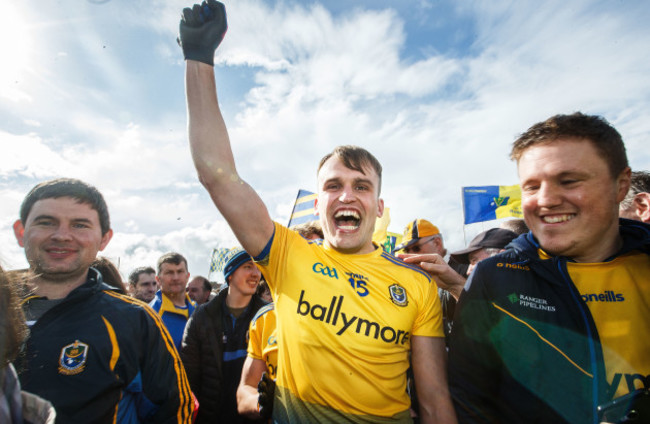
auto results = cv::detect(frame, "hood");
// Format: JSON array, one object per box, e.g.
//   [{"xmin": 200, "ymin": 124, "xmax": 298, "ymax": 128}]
[{"xmin": 617, "ymin": 218, "xmax": 650, "ymax": 256}]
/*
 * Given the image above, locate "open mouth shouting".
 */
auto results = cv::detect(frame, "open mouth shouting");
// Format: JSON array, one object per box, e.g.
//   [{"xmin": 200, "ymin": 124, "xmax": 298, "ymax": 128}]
[{"xmin": 334, "ymin": 209, "xmax": 361, "ymax": 231}]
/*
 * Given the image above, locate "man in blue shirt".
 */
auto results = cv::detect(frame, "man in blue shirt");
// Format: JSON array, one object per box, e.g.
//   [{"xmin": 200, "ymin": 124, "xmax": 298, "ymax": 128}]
[{"xmin": 149, "ymin": 252, "xmax": 196, "ymax": 351}]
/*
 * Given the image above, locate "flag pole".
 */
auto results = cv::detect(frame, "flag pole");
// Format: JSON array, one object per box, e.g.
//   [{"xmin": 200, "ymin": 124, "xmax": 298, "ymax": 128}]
[{"xmin": 461, "ymin": 187, "xmax": 468, "ymax": 245}]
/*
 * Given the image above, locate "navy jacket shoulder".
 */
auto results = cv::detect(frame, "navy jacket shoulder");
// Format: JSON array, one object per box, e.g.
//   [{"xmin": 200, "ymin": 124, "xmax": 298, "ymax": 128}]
[{"xmin": 17, "ymin": 268, "xmax": 194, "ymax": 424}]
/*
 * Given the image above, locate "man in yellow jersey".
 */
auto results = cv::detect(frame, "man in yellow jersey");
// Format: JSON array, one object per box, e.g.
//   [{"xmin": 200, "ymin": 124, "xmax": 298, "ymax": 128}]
[
  {"xmin": 12, "ymin": 178, "xmax": 195, "ymax": 423},
  {"xmin": 447, "ymin": 113, "xmax": 650, "ymax": 424},
  {"xmin": 237, "ymin": 302, "xmax": 278, "ymax": 420},
  {"xmin": 178, "ymin": 1, "xmax": 456, "ymax": 423}
]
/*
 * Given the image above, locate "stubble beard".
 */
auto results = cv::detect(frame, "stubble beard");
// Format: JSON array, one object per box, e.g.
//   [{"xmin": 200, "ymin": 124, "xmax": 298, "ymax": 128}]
[{"xmin": 30, "ymin": 258, "xmax": 89, "ymax": 284}]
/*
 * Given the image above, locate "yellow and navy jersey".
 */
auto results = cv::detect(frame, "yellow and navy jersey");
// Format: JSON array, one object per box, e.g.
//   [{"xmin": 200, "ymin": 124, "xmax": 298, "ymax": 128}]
[
  {"xmin": 255, "ymin": 222, "xmax": 443, "ymax": 422},
  {"xmin": 247, "ymin": 303, "xmax": 278, "ymax": 379},
  {"xmin": 149, "ymin": 291, "xmax": 196, "ymax": 352},
  {"xmin": 449, "ymin": 221, "xmax": 650, "ymax": 424},
  {"xmin": 566, "ymin": 251, "xmax": 650, "ymax": 398}
]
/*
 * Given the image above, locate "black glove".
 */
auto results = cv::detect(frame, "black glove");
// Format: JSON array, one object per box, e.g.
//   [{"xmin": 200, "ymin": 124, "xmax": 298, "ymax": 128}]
[
  {"xmin": 178, "ymin": 0, "xmax": 227, "ymax": 66},
  {"xmin": 257, "ymin": 371, "xmax": 275, "ymax": 420}
]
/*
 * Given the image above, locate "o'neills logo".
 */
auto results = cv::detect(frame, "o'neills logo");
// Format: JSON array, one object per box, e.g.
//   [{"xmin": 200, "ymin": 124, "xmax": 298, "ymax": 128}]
[
  {"xmin": 496, "ymin": 262, "xmax": 530, "ymax": 271},
  {"xmin": 296, "ymin": 290, "xmax": 410, "ymax": 345},
  {"xmin": 582, "ymin": 291, "xmax": 625, "ymax": 303}
]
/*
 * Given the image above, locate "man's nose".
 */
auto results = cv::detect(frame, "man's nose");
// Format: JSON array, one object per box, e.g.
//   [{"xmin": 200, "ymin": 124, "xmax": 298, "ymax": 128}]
[
  {"xmin": 536, "ymin": 183, "xmax": 562, "ymax": 208},
  {"xmin": 51, "ymin": 225, "xmax": 73, "ymax": 241},
  {"xmin": 338, "ymin": 186, "xmax": 355, "ymax": 203}
]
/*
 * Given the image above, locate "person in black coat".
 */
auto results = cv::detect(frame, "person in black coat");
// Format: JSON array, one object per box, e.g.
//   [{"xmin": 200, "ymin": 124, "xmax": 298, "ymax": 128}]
[{"xmin": 181, "ymin": 249, "xmax": 268, "ymax": 424}]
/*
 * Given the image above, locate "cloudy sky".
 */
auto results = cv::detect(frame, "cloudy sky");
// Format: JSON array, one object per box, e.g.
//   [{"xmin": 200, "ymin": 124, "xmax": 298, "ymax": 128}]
[{"xmin": 2, "ymin": 0, "xmax": 649, "ymax": 280}]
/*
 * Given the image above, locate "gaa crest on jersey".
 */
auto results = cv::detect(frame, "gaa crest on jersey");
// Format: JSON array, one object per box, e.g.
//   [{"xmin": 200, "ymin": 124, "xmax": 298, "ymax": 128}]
[
  {"xmin": 58, "ymin": 340, "xmax": 89, "ymax": 375},
  {"xmin": 389, "ymin": 284, "xmax": 408, "ymax": 307}
]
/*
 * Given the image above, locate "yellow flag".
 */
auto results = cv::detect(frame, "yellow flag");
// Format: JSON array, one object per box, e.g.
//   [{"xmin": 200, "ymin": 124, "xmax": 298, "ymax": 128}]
[{"xmin": 373, "ymin": 208, "xmax": 391, "ymax": 245}]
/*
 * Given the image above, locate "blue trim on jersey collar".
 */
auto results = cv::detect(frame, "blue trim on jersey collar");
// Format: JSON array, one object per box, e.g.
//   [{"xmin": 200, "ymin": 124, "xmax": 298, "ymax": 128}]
[{"xmin": 380, "ymin": 252, "xmax": 432, "ymax": 283}]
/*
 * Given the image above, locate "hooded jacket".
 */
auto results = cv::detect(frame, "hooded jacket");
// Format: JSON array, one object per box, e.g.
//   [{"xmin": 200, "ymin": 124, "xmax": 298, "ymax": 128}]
[{"xmin": 448, "ymin": 219, "xmax": 650, "ymax": 424}]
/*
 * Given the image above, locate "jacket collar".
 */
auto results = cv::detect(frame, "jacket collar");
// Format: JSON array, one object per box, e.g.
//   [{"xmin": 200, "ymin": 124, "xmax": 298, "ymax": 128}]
[
  {"xmin": 508, "ymin": 218, "xmax": 650, "ymax": 262},
  {"xmin": 154, "ymin": 289, "xmax": 196, "ymax": 317}
]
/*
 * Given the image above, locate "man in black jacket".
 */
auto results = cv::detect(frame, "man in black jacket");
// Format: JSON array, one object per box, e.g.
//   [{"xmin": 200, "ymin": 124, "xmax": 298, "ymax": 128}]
[
  {"xmin": 12, "ymin": 178, "xmax": 194, "ymax": 423},
  {"xmin": 447, "ymin": 113, "xmax": 650, "ymax": 423},
  {"xmin": 181, "ymin": 248, "xmax": 267, "ymax": 423}
]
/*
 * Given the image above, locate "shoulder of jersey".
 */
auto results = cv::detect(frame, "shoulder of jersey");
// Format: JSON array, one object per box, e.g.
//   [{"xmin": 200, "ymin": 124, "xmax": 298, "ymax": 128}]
[
  {"xmin": 252, "ymin": 303, "xmax": 275, "ymax": 323},
  {"xmin": 379, "ymin": 251, "xmax": 432, "ymax": 283}
]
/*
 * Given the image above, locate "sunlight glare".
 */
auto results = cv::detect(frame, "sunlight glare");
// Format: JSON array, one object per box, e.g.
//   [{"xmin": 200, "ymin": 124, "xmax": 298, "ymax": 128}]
[{"xmin": 0, "ymin": 3, "xmax": 33, "ymax": 98}]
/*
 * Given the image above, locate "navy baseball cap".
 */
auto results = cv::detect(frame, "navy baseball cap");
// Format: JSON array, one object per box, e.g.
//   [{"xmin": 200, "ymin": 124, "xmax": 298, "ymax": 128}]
[{"xmin": 450, "ymin": 228, "xmax": 517, "ymax": 264}]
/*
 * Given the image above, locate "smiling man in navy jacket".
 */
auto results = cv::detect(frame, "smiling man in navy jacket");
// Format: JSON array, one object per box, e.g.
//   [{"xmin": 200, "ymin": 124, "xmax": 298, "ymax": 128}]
[
  {"xmin": 13, "ymin": 178, "xmax": 194, "ymax": 423},
  {"xmin": 448, "ymin": 113, "xmax": 650, "ymax": 424}
]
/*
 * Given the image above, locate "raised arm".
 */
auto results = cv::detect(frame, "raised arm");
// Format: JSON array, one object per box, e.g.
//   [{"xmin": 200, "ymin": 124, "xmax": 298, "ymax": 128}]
[{"xmin": 180, "ymin": 0, "xmax": 274, "ymax": 256}]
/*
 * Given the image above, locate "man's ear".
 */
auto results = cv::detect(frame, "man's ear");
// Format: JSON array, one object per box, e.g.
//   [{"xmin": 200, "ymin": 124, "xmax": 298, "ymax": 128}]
[
  {"xmin": 98, "ymin": 229, "xmax": 113, "ymax": 251},
  {"xmin": 377, "ymin": 198, "xmax": 385, "ymax": 218},
  {"xmin": 13, "ymin": 220, "xmax": 25, "ymax": 247},
  {"xmin": 615, "ymin": 167, "xmax": 632, "ymax": 203},
  {"xmin": 634, "ymin": 192, "xmax": 650, "ymax": 223}
]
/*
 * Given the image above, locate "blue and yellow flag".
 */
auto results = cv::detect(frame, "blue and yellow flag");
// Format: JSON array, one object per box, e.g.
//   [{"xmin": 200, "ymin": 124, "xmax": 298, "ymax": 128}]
[
  {"xmin": 382, "ymin": 232, "xmax": 402, "ymax": 254},
  {"xmin": 462, "ymin": 185, "xmax": 523, "ymax": 224},
  {"xmin": 208, "ymin": 247, "xmax": 233, "ymax": 275},
  {"xmin": 288, "ymin": 189, "xmax": 319, "ymax": 227}
]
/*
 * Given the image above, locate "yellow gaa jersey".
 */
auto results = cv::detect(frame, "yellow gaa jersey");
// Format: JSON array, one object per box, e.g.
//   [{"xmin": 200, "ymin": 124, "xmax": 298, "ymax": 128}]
[
  {"xmin": 255, "ymin": 222, "xmax": 443, "ymax": 423},
  {"xmin": 247, "ymin": 303, "xmax": 278, "ymax": 380},
  {"xmin": 568, "ymin": 251, "xmax": 650, "ymax": 398}
]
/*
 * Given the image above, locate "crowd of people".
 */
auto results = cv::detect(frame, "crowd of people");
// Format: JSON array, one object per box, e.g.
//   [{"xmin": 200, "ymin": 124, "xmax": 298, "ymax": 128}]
[{"xmin": 2, "ymin": 1, "xmax": 649, "ymax": 423}]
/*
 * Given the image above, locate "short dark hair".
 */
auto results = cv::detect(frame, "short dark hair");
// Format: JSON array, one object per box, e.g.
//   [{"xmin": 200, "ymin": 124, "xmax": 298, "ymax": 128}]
[
  {"xmin": 511, "ymin": 112, "xmax": 628, "ymax": 178},
  {"xmin": 192, "ymin": 276, "xmax": 212, "ymax": 293},
  {"xmin": 20, "ymin": 178, "xmax": 111, "ymax": 235},
  {"xmin": 128, "ymin": 266, "xmax": 156, "ymax": 286},
  {"xmin": 157, "ymin": 252, "xmax": 188, "ymax": 275},
  {"xmin": 318, "ymin": 145, "xmax": 383, "ymax": 195},
  {"xmin": 620, "ymin": 171, "xmax": 650, "ymax": 210}
]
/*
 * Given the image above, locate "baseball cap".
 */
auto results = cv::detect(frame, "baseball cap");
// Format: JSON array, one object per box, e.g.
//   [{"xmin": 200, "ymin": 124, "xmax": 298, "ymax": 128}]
[
  {"xmin": 450, "ymin": 228, "xmax": 518, "ymax": 264},
  {"xmin": 394, "ymin": 219, "xmax": 440, "ymax": 252},
  {"xmin": 223, "ymin": 248, "xmax": 253, "ymax": 283}
]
